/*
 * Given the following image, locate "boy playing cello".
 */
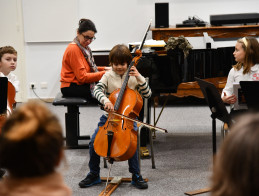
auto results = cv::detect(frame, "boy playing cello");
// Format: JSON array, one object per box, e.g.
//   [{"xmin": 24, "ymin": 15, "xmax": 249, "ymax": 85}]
[{"xmin": 79, "ymin": 44, "xmax": 151, "ymax": 189}]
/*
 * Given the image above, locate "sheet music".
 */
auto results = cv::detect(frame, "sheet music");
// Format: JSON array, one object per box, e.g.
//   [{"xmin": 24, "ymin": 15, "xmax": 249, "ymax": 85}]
[
  {"xmin": 129, "ymin": 39, "xmax": 166, "ymax": 48},
  {"xmin": 233, "ymin": 83, "xmax": 248, "ymax": 110}
]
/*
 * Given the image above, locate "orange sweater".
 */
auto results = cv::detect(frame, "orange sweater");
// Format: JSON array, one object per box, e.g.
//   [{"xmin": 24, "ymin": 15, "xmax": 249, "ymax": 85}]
[{"xmin": 60, "ymin": 43, "xmax": 105, "ymax": 88}]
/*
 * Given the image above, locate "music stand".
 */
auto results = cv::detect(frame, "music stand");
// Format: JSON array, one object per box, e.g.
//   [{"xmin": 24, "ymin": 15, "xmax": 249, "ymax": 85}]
[
  {"xmin": 0, "ymin": 77, "xmax": 8, "ymax": 114},
  {"xmin": 240, "ymin": 81, "xmax": 259, "ymax": 112},
  {"xmin": 184, "ymin": 78, "xmax": 231, "ymax": 196},
  {"xmin": 195, "ymin": 77, "xmax": 230, "ymax": 154}
]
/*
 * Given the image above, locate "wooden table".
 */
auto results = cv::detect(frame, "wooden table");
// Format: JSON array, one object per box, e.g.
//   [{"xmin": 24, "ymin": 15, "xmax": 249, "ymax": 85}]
[{"xmin": 151, "ymin": 25, "xmax": 259, "ymax": 41}]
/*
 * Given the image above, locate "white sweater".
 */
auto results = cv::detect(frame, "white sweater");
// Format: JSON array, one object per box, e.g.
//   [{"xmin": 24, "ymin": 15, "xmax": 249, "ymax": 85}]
[
  {"xmin": 94, "ymin": 70, "xmax": 152, "ymax": 105},
  {"xmin": 0, "ymin": 72, "xmax": 19, "ymax": 92},
  {"xmin": 222, "ymin": 64, "xmax": 259, "ymax": 97}
]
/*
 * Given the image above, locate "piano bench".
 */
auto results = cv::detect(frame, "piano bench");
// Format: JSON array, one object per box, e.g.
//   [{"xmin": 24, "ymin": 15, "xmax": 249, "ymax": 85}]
[{"xmin": 52, "ymin": 92, "xmax": 90, "ymax": 149}]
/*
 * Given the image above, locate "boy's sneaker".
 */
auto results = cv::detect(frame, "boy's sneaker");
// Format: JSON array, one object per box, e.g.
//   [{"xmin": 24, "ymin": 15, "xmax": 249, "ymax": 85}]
[
  {"xmin": 79, "ymin": 172, "xmax": 101, "ymax": 188},
  {"xmin": 131, "ymin": 173, "xmax": 148, "ymax": 189}
]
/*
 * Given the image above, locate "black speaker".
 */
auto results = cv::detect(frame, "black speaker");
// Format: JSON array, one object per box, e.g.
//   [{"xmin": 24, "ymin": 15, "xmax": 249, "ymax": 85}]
[
  {"xmin": 155, "ymin": 3, "xmax": 169, "ymax": 28},
  {"xmin": 210, "ymin": 13, "xmax": 259, "ymax": 26}
]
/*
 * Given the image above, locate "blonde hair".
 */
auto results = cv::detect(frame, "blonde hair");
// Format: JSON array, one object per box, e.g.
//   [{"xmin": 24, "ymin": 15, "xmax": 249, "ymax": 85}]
[
  {"xmin": 233, "ymin": 37, "xmax": 259, "ymax": 74},
  {"xmin": 0, "ymin": 101, "xmax": 64, "ymax": 177},
  {"xmin": 211, "ymin": 113, "xmax": 259, "ymax": 196}
]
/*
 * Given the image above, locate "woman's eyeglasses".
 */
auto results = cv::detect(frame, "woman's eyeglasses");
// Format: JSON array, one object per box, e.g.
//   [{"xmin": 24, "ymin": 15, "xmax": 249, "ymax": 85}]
[{"xmin": 81, "ymin": 34, "xmax": 96, "ymax": 41}]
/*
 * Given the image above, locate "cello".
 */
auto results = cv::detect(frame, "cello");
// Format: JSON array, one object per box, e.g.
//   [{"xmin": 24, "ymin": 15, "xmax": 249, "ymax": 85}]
[
  {"xmin": 7, "ymin": 81, "xmax": 16, "ymax": 115},
  {"xmin": 94, "ymin": 50, "xmax": 143, "ymax": 162},
  {"xmin": 0, "ymin": 77, "xmax": 16, "ymax": 133}
]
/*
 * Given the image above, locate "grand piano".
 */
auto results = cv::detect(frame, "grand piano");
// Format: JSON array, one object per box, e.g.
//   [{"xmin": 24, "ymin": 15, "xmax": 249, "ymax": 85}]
[
  {"xmin": 138, "ymin": 25, "xmax": 259, "ymax": 99},
  {"xmin": 137, "ymin": 47, "xmax": 234, "ymax": 97}
]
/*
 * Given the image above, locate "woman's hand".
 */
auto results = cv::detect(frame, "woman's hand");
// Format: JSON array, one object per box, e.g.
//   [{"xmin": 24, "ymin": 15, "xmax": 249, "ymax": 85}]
[
  {"xmin": 222, "ymin": 92, "xmax": 237, "ymax": 104},
  {"xmin": 129, "ymin": 66, "xmax": 140, "ymax": 77},
  {"xmin": 104, "ymin": 102, "xmax": 114, "ymax": 112}
]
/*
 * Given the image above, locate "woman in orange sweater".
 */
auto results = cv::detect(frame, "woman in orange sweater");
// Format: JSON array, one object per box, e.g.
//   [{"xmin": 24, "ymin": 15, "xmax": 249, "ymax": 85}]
[{"xmin": 60, "ymin": 18, "xmax": 110, "ymax": 100}]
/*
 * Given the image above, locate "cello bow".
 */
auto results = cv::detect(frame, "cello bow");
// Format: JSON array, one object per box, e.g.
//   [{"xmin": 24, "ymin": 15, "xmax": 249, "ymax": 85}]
[{"xmin": 100, "ymin": 106, "xmax": 167, "ymax": 133}]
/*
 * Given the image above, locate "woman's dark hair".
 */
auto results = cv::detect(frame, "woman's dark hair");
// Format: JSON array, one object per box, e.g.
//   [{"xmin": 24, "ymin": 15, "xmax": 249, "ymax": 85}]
[
  {"xmin": 109, "ymin": 44, "xmax": 132, "ymax": 66},
  {"xmin": 78, "ymin": 18, "xmax": 97, "ymax": 34},
  {"xmin": 0, "ymin": 101, "xmax": 64, "ymax": 178}
]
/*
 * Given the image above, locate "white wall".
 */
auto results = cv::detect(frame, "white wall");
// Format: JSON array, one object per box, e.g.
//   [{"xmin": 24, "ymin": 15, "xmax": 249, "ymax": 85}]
[
  {"xmin": 0, "ymin": 0, "xmax": 26, "ymax": 102},
  {"xmin": 1, "ymin": 0, "xmax": 259, "ymax": 101},
  {"xmin": 169, "ymin": 0, "xmax": 259, "ymax": 25},
  {"xmin": 25, "ymin": 42, "xmax": 68, "ymax": 100}
]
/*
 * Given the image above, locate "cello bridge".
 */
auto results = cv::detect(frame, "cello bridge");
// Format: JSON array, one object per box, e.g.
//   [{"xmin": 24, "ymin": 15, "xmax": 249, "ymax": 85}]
[{"xmin": 108, "ymin": 120, "xmax": 119, "ymax": 127}]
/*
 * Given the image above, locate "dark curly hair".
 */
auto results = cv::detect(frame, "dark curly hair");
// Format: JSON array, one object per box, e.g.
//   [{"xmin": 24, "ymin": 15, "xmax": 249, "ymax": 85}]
[
  {"xmin": 77, "ymin": 18, "xmax": 97, "ymax": 34},
  {"xmin": 109, "ymin": 44, "xmax": 132, "ymax": 66}
]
